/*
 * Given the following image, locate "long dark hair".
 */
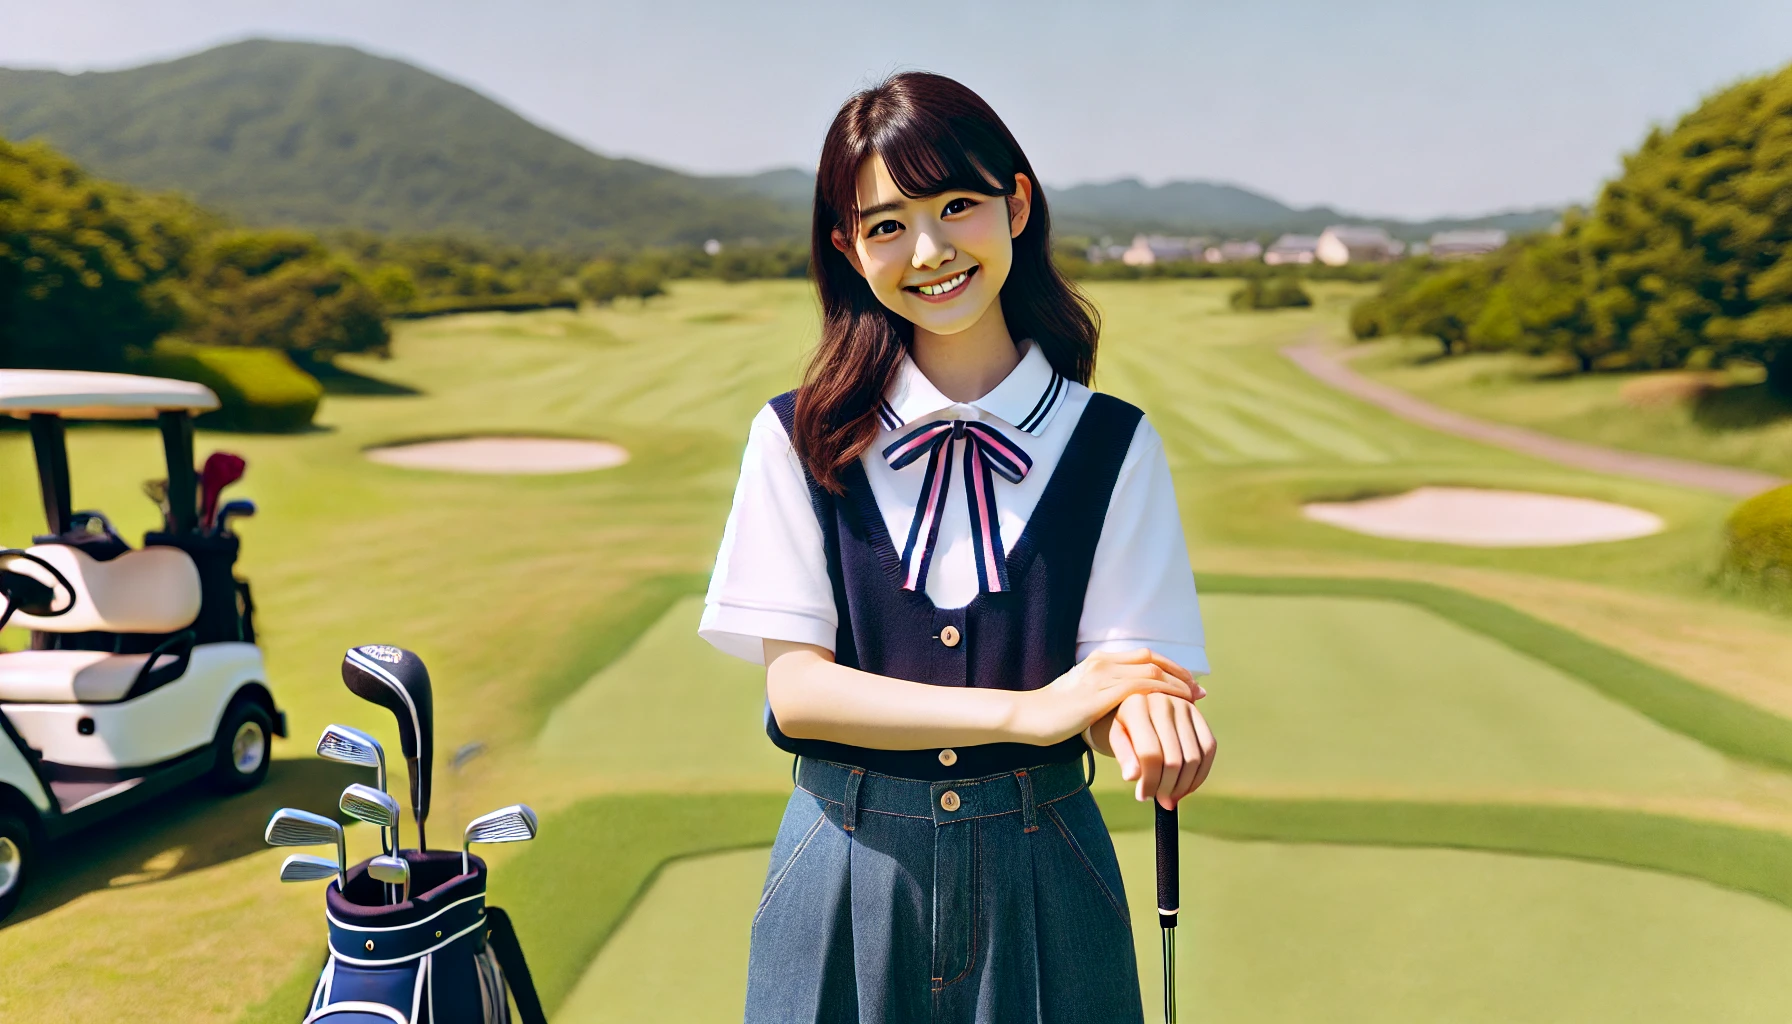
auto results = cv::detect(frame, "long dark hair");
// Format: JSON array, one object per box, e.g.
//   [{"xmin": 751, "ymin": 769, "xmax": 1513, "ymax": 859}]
[{"xmin": 793, "ymin": 72, "xmax": 1099, "ymax": 493}]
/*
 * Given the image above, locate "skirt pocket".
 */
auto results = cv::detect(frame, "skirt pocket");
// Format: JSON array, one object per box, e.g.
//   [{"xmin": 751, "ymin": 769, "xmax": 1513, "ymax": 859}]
[
  {"xmin": 755, "ymin": 810, "xmax": 830, "ymax": 924},
  {"xmin": 1040, "ymin": 792, "xmax": 1131, "ymax": 928}
]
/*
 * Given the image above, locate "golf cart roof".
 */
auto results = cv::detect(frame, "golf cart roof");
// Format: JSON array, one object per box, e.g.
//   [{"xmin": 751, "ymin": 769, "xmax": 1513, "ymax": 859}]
[{"xmin": 0, "ymin": 370, "xmax": 219, "ymax": 420}]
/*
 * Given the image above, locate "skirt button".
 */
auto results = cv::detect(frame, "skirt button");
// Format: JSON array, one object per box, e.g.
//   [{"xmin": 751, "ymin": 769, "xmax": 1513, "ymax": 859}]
[
  {"xmin": 938, "ymin": 748, "xmax": 957, "ymax": 767},
  {"xmin": 940, "ymin": 625, "xmax": 961, "ymax": 647},
  {"xmin": 940, "ymin": 790, "xmax": 960, "ymax": 812}
]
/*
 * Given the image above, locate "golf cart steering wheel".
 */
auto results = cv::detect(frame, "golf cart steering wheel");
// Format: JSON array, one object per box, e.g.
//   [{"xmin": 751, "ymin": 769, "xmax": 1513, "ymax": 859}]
[{"xmin": 0, "ymin": 549, "xmax": 76, "ymax": 635}]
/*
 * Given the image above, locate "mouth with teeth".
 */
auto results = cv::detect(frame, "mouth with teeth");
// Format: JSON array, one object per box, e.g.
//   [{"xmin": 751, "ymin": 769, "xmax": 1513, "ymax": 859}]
[{"xmin": 905, "ymin": 265, "xmax": 978, "ymax": 302}]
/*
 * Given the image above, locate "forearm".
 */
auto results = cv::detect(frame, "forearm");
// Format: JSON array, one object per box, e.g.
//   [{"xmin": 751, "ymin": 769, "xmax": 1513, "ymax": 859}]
[{"xmin": 765, "ymin": 642, "xmax": 1062, "ymax": 749}]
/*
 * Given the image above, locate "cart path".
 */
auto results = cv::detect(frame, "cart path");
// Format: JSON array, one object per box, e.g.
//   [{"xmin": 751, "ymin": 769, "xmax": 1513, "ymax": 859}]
[{"xmin": 1283, "ymin": 343, "xmax": 1787, "ymax": 498}]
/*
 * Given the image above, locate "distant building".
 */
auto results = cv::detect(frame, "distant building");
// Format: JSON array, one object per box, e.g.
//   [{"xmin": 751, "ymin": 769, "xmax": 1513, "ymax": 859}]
[
  {"xmin": 1315, "ymin": 225, "xmax": 1396, "ymax": 265},
  {"xmin": 1204, "ymin": 240, "xmax": 1263, "ymax": 263},
  {"xmin": 1428, "ymin": 229, "xmax": 1508, "ymax": 259},
  {"xmin": 1263, "ymin": 234, "xmax": 1320, "ymax": 265},
  {"xmin": 1122, "ymin": 234, "xmax": 1206, "ymax": 266}
]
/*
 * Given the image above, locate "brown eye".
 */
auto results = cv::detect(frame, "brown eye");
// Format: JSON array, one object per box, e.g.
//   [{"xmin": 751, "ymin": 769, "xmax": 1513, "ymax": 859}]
[
  {"xmin": 866, "ymin": 219, "xmax": 900, "ymax": 237},
  {"xmin": 942, "ymin": 198, "xmax": 976, "ymax": 216}
]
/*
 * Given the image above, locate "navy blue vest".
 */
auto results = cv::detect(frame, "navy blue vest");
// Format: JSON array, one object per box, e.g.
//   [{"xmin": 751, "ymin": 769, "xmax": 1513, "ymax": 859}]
[{"xmin": 767, "ymin": 390, "xmax": 1145, "ymax": 781}]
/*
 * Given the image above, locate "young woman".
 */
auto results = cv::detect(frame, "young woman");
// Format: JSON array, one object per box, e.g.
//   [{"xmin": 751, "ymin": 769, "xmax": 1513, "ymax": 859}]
[{"xmin": 701, "ymin": 71, "xmax": 1215, "ymax": 1023}]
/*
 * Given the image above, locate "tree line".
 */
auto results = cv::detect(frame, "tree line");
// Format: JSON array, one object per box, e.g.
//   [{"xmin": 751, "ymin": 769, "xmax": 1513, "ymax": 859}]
[
  {"xmin": 1352, "ymin": 61, "xmax": 1792, "ymax": 391},
  {"xmin": 0, "ymin": 133, "xmax": 814, "ymax": 373}
]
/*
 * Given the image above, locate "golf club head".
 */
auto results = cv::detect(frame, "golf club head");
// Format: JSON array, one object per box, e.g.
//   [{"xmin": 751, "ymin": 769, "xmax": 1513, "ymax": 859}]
[
  {"xmin": 341, "ymin": 645, "xmax": 434, "ymax": 844},
  {"xmin": 265, "ymin": 807, "xmax": 342, "ymax": 849},
  {"xmin": 340, "ymin": 782, "xmax": 402, "ymax": 831},
  {"xmin": 462, "ymin": 804, "xmax": 538, "ymax": 873},
  {"xmin": 464, "ymin": 804, "xmax": 538, "ymax": 846},
  {"xmin": 279, "ymin": 853, "xmax": 341, "ymax": 883},
  {"xmin": 215, "ymin": 499, "xmax": 256, "ymax": 535},
  {"xmin": 368, "ymin": 854, "xmax": 411, "ymax": 903},
  {"xmin": 198, "ymin": 451, "xmax": 246, "ymax": 528},
  {"xmin": 316, "ymin": 723, "xmax": 386, "ymax": 786}
]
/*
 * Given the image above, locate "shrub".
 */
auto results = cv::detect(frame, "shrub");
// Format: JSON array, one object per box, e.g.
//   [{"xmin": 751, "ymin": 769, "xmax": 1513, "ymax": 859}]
[
  {"xmin": 1230, "ymin": 277, "xmax": 1312, "ymax": 311},
  {"xmin": 139, "ymin": 339, "xmax": 323, "ymax": 432},
  {"xmin": 184, "ymin": 229, "xmax": 390, "ymax": 363},
  {"xmin": 1720, "ymin": 484, "xmax": 1792, "ymax": 594}
]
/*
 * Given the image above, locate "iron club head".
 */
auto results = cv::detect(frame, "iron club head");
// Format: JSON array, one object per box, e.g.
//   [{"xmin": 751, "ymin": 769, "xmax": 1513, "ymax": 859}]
[
  {"xmin": 461, "ymin": 804, "xmax": 538, "ymax": 874},
  {"xmin": 340, "ymin": 782, "xmax": 402, "ymax": 854},
  {"xmin": 214, "ymin": 498, "xmax": 256, "ymax": 536},
  {"xmin": 367, "ymin": 854, "xmax": 411, "ymax": 904},
  {"xmin": 265, "ymin": 808, "xmax": 347, "ymax": 889},
  {"xmin": 341, "ymin": 645, "xmax": 434, "ymax": 849},
  {"xmin": 316, "ymin": 724, "xmax": 387, "ymax": 791},
  {"xmin": 279, "ymin": 853, "xmax": 342, "ymax": 885}
]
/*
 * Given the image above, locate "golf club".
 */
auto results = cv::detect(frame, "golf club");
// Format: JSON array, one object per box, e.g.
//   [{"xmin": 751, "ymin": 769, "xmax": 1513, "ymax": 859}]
[
  {"xmin": 142, "ymin": 478, "xmax": 171, "ymax": 532},
  {"xmin": 196, "ymin": 451, "xmax": 246, "ymax": 533},
  {"xmin": 368, "ymin": 855, "xmax": 411, "ymax": 904},
  {"xmin": 462, "ymin": 804, "xmax": 538, "ymax": 875},
  {"xmin": 265, "ymin": 808, "xmax": 347, "ymax": 890},
  {"xmin": 316, "ymin": 724, "xmax": 388, "ymax": 854},
  {"xmin": 279, "ymin": 853, "xmax": 342, "ymax": 886},
  {"xmin": 1156, "ymin": 802, "xmax": 1179, "ymax": 1024},
  {"xmin": 341, "ymin": 645, "xmax": 434, "ymax": 851},
  {"xmin": 342, "ymin": 782, "xmax": 404, "ymax": 905},
  {"xmin": 212, "ymin": 498, "xmax": 256, "ymax": 537}
]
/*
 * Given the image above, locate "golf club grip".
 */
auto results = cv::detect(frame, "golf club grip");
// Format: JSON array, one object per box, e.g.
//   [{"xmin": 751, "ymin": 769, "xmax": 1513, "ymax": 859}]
[
  {"xmin": 486, "ymin": 906, "xmax": 547, "ymax": 1024},
  {"xmin": 1155, "ymin": 803, "xmax": 1178, "ymax": 928}
]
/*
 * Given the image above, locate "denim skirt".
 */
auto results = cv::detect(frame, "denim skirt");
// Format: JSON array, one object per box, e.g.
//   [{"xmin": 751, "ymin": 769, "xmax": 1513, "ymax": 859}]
[{"xmin": 745, "ymin": 757, "xmax": 1143, "ymax": 1023}]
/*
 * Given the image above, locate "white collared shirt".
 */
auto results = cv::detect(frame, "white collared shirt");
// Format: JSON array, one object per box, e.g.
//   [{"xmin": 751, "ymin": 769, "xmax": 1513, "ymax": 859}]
[{"xmin": 699, "ymin": 342, "xmax": 1208, "ymax": 675}]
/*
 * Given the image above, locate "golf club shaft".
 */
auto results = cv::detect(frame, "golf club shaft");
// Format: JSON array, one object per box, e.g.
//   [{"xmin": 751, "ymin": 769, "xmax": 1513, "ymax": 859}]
[
  {"xmin": 1157, "ymin": 802, "xmax": 1179, "ymax": 1024},
  {"xmin": 408, "ymin": 753, "xmax": 427, "ymax": 852}
]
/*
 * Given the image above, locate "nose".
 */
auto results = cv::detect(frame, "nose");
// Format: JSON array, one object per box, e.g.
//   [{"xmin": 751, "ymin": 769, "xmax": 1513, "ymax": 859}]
[{"xmin": 912, "ymin": 229, "xmax": 954, "ymax": 270}]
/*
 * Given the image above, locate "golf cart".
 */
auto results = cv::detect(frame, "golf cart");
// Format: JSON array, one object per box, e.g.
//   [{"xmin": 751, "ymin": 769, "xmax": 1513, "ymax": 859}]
[{"xmin": 0, "ymin": 370, "xmax": 285, "ymax": 919}]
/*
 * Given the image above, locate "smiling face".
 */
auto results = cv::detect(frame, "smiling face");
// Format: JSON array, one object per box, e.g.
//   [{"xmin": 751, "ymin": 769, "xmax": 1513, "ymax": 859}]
[{"xmin": 833, "ymin": 153, "xmax": 1032, "ymax": 338}]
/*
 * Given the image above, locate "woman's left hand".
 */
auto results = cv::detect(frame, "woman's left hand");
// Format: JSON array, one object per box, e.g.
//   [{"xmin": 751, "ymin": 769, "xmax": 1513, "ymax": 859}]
[{"xmin": 1089, "ymin": 692, "xmax": 1216, "ymax": 809}]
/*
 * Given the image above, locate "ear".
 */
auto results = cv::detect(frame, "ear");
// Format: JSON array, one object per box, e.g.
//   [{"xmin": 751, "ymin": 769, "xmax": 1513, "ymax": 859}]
[
  {"xmin": 1006, "ymin": 173, "xmax": 1034, "ymax": 239},
  {"xmin": 831, "ymin": 227, "xmax": 866, "ymax": 277}
]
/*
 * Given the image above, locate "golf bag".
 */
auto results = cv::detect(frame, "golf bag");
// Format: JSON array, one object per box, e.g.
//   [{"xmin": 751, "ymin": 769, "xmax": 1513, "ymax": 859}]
[{"xmin": 303, "ymin": 851, "xmax": 546, "ymax": 1024}]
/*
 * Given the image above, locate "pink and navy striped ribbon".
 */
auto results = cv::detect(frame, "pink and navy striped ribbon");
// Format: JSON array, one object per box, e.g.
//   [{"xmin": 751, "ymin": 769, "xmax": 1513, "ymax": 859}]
[{"xmin": 882, "ymin": 419, "xmax": 1032, "ymax": 594}]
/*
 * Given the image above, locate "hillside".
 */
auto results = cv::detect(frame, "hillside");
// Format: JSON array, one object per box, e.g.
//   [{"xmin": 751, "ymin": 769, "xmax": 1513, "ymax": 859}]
[{"xmin": 0, "ymin": 39, "xmax": 802, "ymax": 248}]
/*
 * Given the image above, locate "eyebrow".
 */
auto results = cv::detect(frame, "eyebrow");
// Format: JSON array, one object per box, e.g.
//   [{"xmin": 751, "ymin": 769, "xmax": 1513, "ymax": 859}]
[{"xmin": 858, "ymin": 200, "xmax": 905, "ymax": 220}]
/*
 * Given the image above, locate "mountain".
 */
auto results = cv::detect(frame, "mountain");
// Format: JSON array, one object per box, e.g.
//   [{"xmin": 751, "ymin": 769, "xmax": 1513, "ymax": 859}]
[
  {"xmin": 1046, "ymin": 178, "xmax": 1561, "ymax": 241},
  {"xmin": 730, "ymin": 170, "xmax": 1561, "ymax": 242},
  {"xmin": 0, "ymin": 39, "xmax": 803, "ymax": 248}
]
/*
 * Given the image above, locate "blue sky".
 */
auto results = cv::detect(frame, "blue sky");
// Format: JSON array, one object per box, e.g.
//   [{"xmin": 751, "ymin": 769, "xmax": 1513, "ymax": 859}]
[{"xmin": 6, "ymin": 0, "xmax": 1790, "ymax": 218}]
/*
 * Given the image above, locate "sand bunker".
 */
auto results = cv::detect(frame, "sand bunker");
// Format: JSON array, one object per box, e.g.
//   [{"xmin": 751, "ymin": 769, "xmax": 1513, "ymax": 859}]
[
  {"xmin": 366, "ymin": 437, "xmax": 629, "ymax": 475},
  {"xmin": 1302, "ymin": 486, "xmax": 1663, "ymax": 547}
]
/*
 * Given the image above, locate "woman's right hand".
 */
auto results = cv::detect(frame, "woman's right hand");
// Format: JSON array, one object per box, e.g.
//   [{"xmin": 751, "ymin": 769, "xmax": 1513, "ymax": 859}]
[{"xmin": 1020, "ymin": 648, "xmax": 1203, "ymax": 745}]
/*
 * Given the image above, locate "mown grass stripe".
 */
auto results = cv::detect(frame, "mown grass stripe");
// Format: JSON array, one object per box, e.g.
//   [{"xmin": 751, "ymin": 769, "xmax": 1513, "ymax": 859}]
[
  {"xmin": 1098, "ymin": 792, "xmax": 1792, "ymax": 910},
  {"xmin": 1200, "ymin": 574, "xmax": 1792, "ymax": 772}
]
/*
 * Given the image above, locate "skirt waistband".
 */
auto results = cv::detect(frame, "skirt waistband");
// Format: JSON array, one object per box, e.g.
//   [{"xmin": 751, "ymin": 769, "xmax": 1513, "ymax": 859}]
[{"xmin": 795, "ymin": 756, "xmax": 1089, "ymax": 830}]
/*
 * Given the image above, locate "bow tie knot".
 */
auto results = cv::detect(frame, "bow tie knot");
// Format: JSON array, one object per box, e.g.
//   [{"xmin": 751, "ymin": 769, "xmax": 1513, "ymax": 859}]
[{"xmin": 882, "ymin": 418, "xmax": 1033, "ymax": 594}]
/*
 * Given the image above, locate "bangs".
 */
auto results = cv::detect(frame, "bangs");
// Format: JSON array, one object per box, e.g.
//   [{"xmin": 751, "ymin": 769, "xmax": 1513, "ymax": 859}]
[{"xmin": 818, "ymin": 85, "xmax": 1018, "ymax": 228}]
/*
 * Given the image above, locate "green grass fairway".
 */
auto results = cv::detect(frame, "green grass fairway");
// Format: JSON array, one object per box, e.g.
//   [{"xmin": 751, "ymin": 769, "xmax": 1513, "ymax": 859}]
[
  {"xmin": 557, "ymin": 833, "xmax": 1792, "ymax": 1024},
  {"xmin": 1352, "ymin": 337, "xmax": 1792, "ymax": 479}
]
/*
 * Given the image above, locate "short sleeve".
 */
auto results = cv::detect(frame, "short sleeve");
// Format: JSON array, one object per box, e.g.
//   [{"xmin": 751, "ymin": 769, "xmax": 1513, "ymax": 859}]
[
  {"xmin": 698, "ymin": 404, "xmax": 839, "ymax": 664},
  {"xmin": 1076, "ymin": 417, "xmax": 1209, "ymax": 676}
]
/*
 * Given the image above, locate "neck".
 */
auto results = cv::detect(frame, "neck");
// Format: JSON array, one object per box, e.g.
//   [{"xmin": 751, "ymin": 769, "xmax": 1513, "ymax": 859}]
[{"xmin": 909, "ymin": 302, "xmax": 1021, "ymax": 403}]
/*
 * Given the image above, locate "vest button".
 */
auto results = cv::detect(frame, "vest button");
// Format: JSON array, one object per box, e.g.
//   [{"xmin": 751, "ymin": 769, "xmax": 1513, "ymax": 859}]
[
  {"xmin": 938, "ymin": 748, "xmax": 957, "ymax": 767},
  {"xmin": 940, "ymin": 625, "xmax": 961, "ymax": 648},
  {"xmin": 940, "ymin": 790, "xmax": 960, "ymax": 812}
]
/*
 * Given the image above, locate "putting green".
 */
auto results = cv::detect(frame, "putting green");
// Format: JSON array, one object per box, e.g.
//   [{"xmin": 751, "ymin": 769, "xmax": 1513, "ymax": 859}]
[
  {"xmin": 536, "ymin": 592, "xmax": 1747, "ymax": 804},
  {"xmin": 557, "ymin": 832, "xmax": 1792, "ymax": 1023}
]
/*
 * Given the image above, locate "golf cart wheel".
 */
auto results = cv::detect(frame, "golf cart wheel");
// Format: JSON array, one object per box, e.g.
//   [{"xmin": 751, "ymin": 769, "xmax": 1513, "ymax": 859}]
[
  {"xmin": 208, "ymin": 697, "xmax": 273, "ymax": 793},
  {"xmin": 0, "ymin": 813, "xmax": 32, "ymax": 922}
]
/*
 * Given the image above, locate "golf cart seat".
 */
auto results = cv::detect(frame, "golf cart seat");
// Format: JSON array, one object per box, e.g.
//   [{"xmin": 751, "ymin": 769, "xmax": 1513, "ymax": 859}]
[
  {"xmin": 5, "ymin": 544, "xmax": 200, "ymax": 634},
  {"xmin": 0, "ymin": 649, "xmax": 182, "ymax": 703}
]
